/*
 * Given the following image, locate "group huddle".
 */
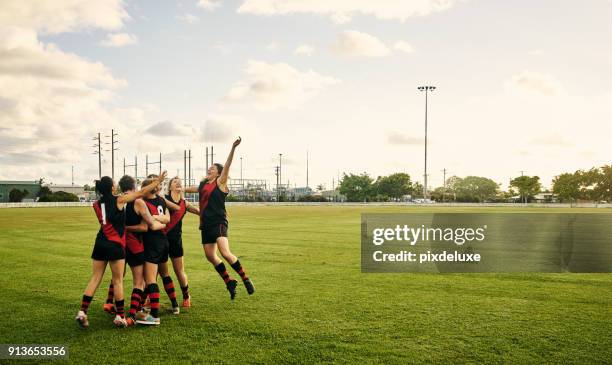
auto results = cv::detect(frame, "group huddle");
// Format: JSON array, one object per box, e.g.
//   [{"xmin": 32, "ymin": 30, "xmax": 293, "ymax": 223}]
[{"xmin": 75, "ymin": 137, "xmax": 254, "ymax": 328}]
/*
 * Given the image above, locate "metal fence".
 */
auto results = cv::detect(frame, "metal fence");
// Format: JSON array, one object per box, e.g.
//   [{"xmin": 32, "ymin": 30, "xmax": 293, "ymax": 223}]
[{"xmin": 1, "ymin": 202, "xmax": 611, "ymax": 209}]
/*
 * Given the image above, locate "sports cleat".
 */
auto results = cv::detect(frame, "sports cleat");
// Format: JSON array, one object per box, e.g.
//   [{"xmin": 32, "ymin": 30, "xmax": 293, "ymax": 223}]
[
  {"xmin": 171, "ymin": 306, "xmax": 180, "ymax": 315},
  {"xmin": 135, "ymin": 311, "xmax": 148, "ymax": 321},
  {"xmin": 75, "ymin": 311, "xmax": 89, "ymax": 329},
  {"xmin": 182, "ymin": 298, "xmax": 191, "ymax": 308},
  {"xmin": 136, "ymin": 314, "xmax": 160, "ymax": 325},
  {"xmin": 126, "ymin": 317, "xmax": 135, "ymax": 327},
  {"xmin": 113, "ymin": 315, "xmax": 128, "ymax": 328},
  {"xmin": 103, "ymin": 303, "xmax": 116, "ymax": 315},
  {"xmin": 227, "ymin": 279, "xmax": 238, "ymax": 300},
  {"xmin": 243, "ymin": 278, "xmax": 255, "ymax": 295}
]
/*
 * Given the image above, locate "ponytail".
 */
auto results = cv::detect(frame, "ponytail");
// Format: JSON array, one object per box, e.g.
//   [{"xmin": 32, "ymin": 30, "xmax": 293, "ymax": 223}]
[{"xmin": 95, "ymin": 176, "xmax": 114, "ymax": 202}]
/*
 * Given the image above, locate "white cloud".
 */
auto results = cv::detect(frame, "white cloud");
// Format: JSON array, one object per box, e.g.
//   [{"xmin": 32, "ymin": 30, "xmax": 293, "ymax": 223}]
[
  {"xmin": 388, "ymin": 133, "xmax": 421, "ymax": 146},
  {"xmin": 0, "ymin": 26, "xmax": 129, "ymax": 180},
  {"xmin": 331, "ymin": 12, "xmax": 351, "ymax": 24},
  {"xmin": 331, "ymin": 30, "xmax": 390, "ymax": 57},
  {"xmin": 225, "ymin": 60, "xmax": 339, "ymax": 109},
  {"xmin": 505, "ymin": 70, "xmax": 564, "ymax": 96},
  {"xmin": 238, "ymin": 0, "xmax": 462, "ymax": 22},
  {"xmin": 197, "ymin": 0, "xmax": 221, "ymax": 11},
  {"xmin": 145, "ymin": 121, "xmax": 196, "ymax": 137},
  {"xmin": 176, "ymin": 14, "xmax": 200, "ymax": 24},
  {"xmin": 394, "ymin": 40, "xmax": 414, "ymax": 54},
  {"xmin": 294, "ymin": 44, "xmax": 315, "ymax": 56},
  {"xmin": 100, "ymin": 32, "xmax": 138, "ymax": 47},
  {"xmin": 266, "ymin": 42, "xmax": 280, "ymax": 51},
  {"xmin": 0, "ymin": 0, "xmax": 128, "ymax": 34}
]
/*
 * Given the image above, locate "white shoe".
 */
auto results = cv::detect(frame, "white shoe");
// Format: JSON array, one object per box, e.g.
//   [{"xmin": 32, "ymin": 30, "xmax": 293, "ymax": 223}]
[
  {"xmin": 75, "ymin": 310, "xmax": 89, "ymax": 328},
  {"xmin": 113, "ymin": 315, "xmax": 128, "ymax": 328},
  {"xmin": 136, "ymin": 314, "xmax": 160, "ymax": 325}
]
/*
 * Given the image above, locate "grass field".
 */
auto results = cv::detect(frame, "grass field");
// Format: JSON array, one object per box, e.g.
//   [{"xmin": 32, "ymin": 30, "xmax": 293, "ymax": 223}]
[{"xmin": 0, "ymin": 205, "xmax": 611, "ymax": 364}]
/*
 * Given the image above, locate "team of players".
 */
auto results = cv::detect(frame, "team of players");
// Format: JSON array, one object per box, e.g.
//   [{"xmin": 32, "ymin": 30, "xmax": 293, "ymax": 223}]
[{"xmin": 76, "ymin": 137, "xmax": 254, "ymax": 328}]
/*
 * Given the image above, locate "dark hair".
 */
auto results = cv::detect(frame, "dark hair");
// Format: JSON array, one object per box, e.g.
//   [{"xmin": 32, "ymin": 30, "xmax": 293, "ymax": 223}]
[
  {"xmin": 214, "ymin": 163, "xmax": 224, "ymax": 175},
  {"xmin": 95, "ymin": 176, "xmax": 113, "ymax": 201},
  {"xmin": 118, "ymin": 175, "xmax": 135, "ymax": 193},
  {"xmin": 141, "ymin": 174, "xmax": 158, "ymax": 188}
]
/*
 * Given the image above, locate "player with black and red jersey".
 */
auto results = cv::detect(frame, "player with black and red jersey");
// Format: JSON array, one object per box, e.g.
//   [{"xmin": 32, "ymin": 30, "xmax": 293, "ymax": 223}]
[
  {"xmin": 159, "ymin": 177, "xmax": 199, "ymax": 311},
  {"xmin": 136, "ymin": 174, "xmax": 171, "ymax": 325},
  {"xmin": 102, "ymin": 175, "xmax": 166, "ymax": 326},
  {"xmin": 75, "ymin": 172, "xmax": 166, "ymax": 329},
  {"xmin": 184, "ymin": 137, "xmax": 255, "ymax": 300}
]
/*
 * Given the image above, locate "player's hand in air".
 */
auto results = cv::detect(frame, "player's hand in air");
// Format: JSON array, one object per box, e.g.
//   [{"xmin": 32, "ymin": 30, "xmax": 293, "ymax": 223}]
[
  {"xmin": 158, "ymin": 171, "xmax": 167, "ymax": 183},
  {"xmin": 232, "ymin": 137, "xmax": 241, "ymax": 149}
]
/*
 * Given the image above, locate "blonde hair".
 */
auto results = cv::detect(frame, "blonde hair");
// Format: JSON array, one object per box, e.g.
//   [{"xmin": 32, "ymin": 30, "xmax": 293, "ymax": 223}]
[{"xmin": 167, "ymin": 176, "xmax": 180, "ymax": 194}]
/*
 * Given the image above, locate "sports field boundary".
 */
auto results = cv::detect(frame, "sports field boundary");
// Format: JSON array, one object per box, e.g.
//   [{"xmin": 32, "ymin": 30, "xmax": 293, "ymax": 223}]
[{"xmin": 1, "ymin": 202, "xmax": 610, "ymax": 209}]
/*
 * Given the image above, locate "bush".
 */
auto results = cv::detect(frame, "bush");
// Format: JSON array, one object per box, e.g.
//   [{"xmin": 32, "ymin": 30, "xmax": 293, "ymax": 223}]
[
  {"xmin": 38, "ymin": 191, "xmax": 79, "ymax": 202},
  {"xmin": 9, "ymin": 188, "xmax": 29, "ymax": 202}
]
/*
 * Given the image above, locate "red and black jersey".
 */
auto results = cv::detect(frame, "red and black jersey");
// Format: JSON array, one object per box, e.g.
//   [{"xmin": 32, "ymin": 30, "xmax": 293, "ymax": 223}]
[
  {"xmin": 143, "ymin": 196, "xmax": 167, "ymax": 239},
  {"xmin": 164, "ymin": 194, "xmax": 186, "ymax": 240},
  {"xmin": 198, "ymin": 179, "xmax": 228, "ymax": 229},
  {"xmin": 93, "ymin": 196, "xmax": 126, "ymax": 247},
  {"xmin": 125, "ymin": 201, "xmax": 144, "ymax": 254}
]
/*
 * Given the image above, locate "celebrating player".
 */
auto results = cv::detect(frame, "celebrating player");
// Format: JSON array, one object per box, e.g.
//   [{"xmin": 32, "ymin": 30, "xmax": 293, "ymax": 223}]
[
  {"xmin": 102, "ymin": 175, "xmax": 166, "ymax": 326},
  {"xmin": 159, "ymin": 177, "xmax": 200, "ymax": 312},
  {"xmin": 184, "ymin": 137, "xmax": 255, "ymax": 300},
  {"xmin": 75, "ymin": 172, "xmax": 166, "ymax": 328},
  {"xmin": 136, "ymin": 174, "xmax": 171, "ymax": 325}
]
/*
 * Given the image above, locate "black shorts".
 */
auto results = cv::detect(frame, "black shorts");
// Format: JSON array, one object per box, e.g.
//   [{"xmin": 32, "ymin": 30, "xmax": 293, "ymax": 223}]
[
  {"xmin": 91, "ymin": 239, "xmax": 125, "ymax": 261},
  {"xmin": 168, "ymin": 235, "xmax": 184, "ymax": 258},
  {"xmin": 126, "ymin": 247, "xmax": 145, "ymax": 267},
  {"xmin": 143, "ymin": 235, "xmax": 169, "ymax": 264},
  {"xmin": 201, "ymin": 224, "xmax": 228, "ymax": 244}
]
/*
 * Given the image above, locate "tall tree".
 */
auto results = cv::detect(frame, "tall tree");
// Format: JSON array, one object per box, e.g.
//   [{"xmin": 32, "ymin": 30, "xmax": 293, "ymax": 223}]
[
  {"xmin": 552, "ymin": 172, "xmax": 581, "ymax": 202},
  {"xmin": 454, "ymin": 176, "xmax": 499, "ymax": 202},
  {"xmin": 510, "ymin": 175, "xmax": 541, "ymax": 202},
  {"xmin": 375, "ymin": 173, "xmax": 412, "ymax": 200},
  {"xmin": 338, "ymin": 173, "xmax": 373, "ymax": 202}
]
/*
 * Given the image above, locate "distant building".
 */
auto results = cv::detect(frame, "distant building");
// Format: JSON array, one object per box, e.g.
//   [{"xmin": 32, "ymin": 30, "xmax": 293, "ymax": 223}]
[
  {"xmin": 287, "ymin": 187, "xmax": 313, "ymax": 200},
  {"xmin": 48, "ymin": 184, "xmax": 85, "ymax": 196},
  {"xmin": 0, "ymin": 180, "xmax": 41, "ymax": 202}
]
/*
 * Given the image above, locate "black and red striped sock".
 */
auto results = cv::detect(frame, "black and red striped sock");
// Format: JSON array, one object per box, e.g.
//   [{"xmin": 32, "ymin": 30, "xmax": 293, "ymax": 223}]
[
  {"xmin": 214, "ymin": 262, "xmax": 233, "ymax": 284},
  {"xmin": 230, "ymin": 259, "xmax": 249, "ymax": 281},
  {"xmin": 81, "ymin": 295, "xmax": 93, "ymax": 314},
  {"xmin": 129, "ymin": 288, "xmax": 143, "ymax": 318},
  {"xmin": 147, "ymin": 283, "xmax": 160, "ymax": 318},
  {"xmin": 139, "ymin": 286, "xmax": 149, "ymax": 311},
  {"xmin": 115, "ymin": 299, "xmax": 125, "ymax": 318},
  {"xmin": 181, "ymin": 285, "xmax": 190, "ymax": 300},
  {"xmin": 106, "ymin": 283, "xmax": 114, "ymax": 304},
  {"xmin": 162, "ymin": 276, "xmax": 178, "ymax": 308}
]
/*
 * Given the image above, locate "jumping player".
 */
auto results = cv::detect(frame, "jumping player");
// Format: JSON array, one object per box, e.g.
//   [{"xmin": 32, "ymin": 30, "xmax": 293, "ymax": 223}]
[
  {"xmin": 159, "ymin": 177, "xmax": 200, "ymax": 312},
  {"xmin": 102, "ymin": 175, "xmax": 166, "ymax": 326},
  {"xmin": 136, "ymin": 175, "xmax": 171, "ymax": 325},
  {"xmin": 75, "ymin": 172, "xmax": 166, "ymax": 328},
  {"xmin": 184, "ymin": 137, "xmax": 255, "ymax": 300}
]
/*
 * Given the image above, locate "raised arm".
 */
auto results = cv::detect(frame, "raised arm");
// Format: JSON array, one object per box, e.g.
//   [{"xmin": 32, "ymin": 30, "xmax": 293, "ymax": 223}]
[
  {"xmin": 134, "ymin": 198, "xmax": 165, "ymax": 231},
  {"xmin": 117, "ymin": 171, "xmax": 167, "ymax": 206},
  {"xmin": 218, "ymin": 137, "xmax": 241, "ymax": 192},
  {"xmin": 161, "ymin": 195, "xmax": 181, "ymax": 212},
  {"xmin": 183, "ymin": 185, "xmax": 198, "ymax": 194},
  {"xmin": 186, "ymin": 201, "xmax": 199, "ymax": 215}
]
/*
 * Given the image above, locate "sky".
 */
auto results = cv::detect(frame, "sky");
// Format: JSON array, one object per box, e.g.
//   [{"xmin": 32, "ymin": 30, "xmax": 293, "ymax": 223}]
[{"xmin": 1, "ymin": 0, "xmax": 611, "ymax": 190}]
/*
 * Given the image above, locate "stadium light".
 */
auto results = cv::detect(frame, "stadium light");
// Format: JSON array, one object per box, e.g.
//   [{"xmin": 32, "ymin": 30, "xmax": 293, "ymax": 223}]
[{"xmin": 418, "ymin": 85, "xmax": 436, "ymax": 199}]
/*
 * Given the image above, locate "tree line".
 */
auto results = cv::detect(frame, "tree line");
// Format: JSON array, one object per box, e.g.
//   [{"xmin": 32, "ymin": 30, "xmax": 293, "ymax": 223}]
[{"xmin": 337, "ymin": 164, "xmax": 612, "ymax": 203}]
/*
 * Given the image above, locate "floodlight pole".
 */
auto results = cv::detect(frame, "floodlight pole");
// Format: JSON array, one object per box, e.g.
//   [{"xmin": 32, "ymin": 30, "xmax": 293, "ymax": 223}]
[{"xmin": 418, "ymin": 85, "xmax": 436, "ymax": 199}]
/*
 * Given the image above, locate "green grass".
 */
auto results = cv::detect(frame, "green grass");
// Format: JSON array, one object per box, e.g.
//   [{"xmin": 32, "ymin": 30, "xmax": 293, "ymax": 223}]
[{"xmin": 0, "ymin": 206, "xmax": 611, "ymax": 364}]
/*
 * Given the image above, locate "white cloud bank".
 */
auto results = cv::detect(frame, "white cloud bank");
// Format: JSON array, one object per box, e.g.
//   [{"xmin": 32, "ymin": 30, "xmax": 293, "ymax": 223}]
[
  {"xmin": 100, "ymin": 32, "xmax": 138, "ymax": 47},
  {"xmin": 238, "ymin": 0, "xmax": 462, "ymax": 22},
  {"xmin": 225, "ymin": 60, "xmax": 340, "ymax": 109}
]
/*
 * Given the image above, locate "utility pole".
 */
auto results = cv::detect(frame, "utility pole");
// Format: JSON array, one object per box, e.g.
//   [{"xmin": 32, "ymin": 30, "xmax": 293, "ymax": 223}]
[
  {"xmin": 306, "ymin": 150, "xmax": 309, "ymax": 189},
  {"xmin": 279, "ymin": 153, "xmax": 282, "ymax": 189},
  {"xmin": 274, "ymin": 166, "xmax": 280, "ymax": 201},
  {"xmin": 205, "ymin": 147, "xmax": 209, "ymax": 168},
  {"xmin": 92, "ymin": 133, "xmax": 102, "ymax": 179},
  {"xmin": 184, "ymin": 150, "xmax": 187, "ymax": 184},
  {"xmin": 188, "ymin": 150, "xmax": 192, "ymax": 186},
  {"xmin": 442, "ymin": 168, "xmax": 447, "ymax": 202},
  {"xmin": 106, "ymin": 129, "xmax": 119, "ymax": 180},
  {"xmin": 240, "ymin": 156, "xmax": 243, "ymax": 181},
  {"xmin": 71, "ymin": 165, "xmax": 74, "ymax": 186},
  {"xmin": 418, "ymin": 85, "xmax": 436, "ymax": 199}
]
